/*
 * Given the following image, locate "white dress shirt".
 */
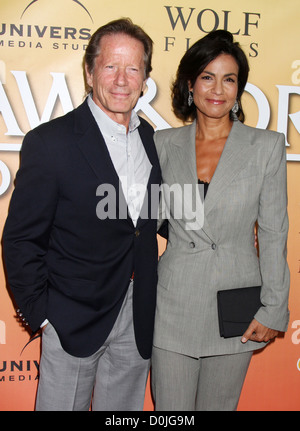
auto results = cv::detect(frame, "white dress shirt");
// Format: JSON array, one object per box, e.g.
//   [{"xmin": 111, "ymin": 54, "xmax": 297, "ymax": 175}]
[{"xmin": 88, "ymin": 95, "xmax": 152, "ymax": 226}]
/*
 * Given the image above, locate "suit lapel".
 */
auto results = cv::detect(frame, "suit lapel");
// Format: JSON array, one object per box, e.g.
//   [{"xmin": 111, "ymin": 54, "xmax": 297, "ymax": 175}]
[
  {"xmin": 138, "ymin": 120, "xmax": 156, "ymax": 169},
  {"xmin": 163, "ymin": 122, "xmax": 211, "ymax": 237},
  {"xmin": 74, "ymin": 101, "xmax": 160, "ymax": 227},
  {"xmin": 165, "ymin": 120, "xmax": 258, "ymax": 239},
  {"xmin": 74, "ymin": 100, "xmax": 129, "ymax": 221},
  {"xmin": 137, "ymin": 119, "xmax": 161, "ymax": 228},
  {"xmin": 74, "ymin": 100, "xmax": 120, "ymax": 187},
  {"xmin": 204, "ymin": 121, "xmax": 257, "ymax": 216},
  {"xmin": 166, "ymin": 121, "xmax": 198, "ymax": 186}
]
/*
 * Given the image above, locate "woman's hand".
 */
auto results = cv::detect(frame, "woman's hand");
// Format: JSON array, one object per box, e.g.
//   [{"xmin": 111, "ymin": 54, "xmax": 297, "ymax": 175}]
[{"xmin": 241, "ymin": 319, "xmax": 278, "ymax": 344}]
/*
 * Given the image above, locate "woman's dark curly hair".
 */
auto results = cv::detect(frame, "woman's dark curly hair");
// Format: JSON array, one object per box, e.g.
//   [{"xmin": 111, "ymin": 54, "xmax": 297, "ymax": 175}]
[{"xmin": 172, "ymin": 30, "xmax": 249, "ymax": 123}]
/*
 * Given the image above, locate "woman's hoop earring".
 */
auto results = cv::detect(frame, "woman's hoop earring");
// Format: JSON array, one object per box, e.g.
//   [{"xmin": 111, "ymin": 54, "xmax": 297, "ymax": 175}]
[{"xmin": 188, "ymin": 91, "xmax": 194, "ymax": 107}]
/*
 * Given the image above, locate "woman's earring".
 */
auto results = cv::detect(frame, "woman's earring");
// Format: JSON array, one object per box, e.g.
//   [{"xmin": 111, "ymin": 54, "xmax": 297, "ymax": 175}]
[
  {"xmin": 188, "ymin": 91, "xmax": 194, "ymax": 107},
  {"xmin": 231, "ymin": 100, "xmax": 239, "ymax": 118}
]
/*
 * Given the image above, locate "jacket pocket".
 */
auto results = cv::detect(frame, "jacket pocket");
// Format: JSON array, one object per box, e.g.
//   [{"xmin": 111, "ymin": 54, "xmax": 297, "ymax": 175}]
[{"xmin": 48, "ymin": 272, "xmax": 98, "ymax": 303}]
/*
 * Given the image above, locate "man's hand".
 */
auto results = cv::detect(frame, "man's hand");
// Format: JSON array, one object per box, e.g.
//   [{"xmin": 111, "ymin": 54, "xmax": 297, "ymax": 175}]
[{"xmin": 241, "ymin": 319, "xmax": 278, "ymax": 344}]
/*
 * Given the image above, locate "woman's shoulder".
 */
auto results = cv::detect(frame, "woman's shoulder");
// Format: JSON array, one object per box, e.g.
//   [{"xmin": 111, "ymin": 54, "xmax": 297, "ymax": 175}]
[
  {"xmin": 155, "ymin": 123, "xmax": 190, "ymax": 136},
  {"xmin": 235, "ymin": 123, "xmax": 287, "ymax": 174},
  {"xmin": 234, "ymin": 121, "xmax": 286, "ymax": 155},
  {"xmin": 154, "ymin": 122, "xmax": 194, "ymax": 146},
  {"xmin": 236, "ymin": 120, "xmax": 284, "ymax": 141}
]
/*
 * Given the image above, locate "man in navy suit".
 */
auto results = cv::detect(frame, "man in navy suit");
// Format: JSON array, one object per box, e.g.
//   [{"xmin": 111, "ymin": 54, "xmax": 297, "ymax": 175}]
[{"xmin": 2, "ymin": 18, "xmax": 161, "ymax": 411}]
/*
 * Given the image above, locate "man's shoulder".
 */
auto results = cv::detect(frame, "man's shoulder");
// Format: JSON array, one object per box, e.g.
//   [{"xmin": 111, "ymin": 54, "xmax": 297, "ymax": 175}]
[
  {"xmin": 29, "ymin": 99, "xmax": 89, "ymax": 138},
  {"xmin": 138, "ymin": 115, "xmax": 154, "ymax": 133}
]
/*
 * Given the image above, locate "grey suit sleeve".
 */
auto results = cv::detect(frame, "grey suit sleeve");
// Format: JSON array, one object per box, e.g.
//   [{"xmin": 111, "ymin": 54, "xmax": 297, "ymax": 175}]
[{"xmin": 254, "ymin": 132, "xmax": 290, "ymax": 331}]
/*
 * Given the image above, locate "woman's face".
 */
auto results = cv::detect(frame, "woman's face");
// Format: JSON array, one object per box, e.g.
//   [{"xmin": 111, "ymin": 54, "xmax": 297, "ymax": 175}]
[{"xmin": 190, "ymin": 53, "xmax": 239, "ymax": 121}]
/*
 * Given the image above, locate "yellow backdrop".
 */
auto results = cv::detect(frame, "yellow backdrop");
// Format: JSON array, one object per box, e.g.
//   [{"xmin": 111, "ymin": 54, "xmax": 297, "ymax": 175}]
[{"xmin": 0, "ymin": 0, "xmax": 299, "ymax": 411}]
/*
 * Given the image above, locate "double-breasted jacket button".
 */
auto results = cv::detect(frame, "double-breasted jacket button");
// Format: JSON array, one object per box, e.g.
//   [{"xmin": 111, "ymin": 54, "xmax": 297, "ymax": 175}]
[
  {"xmin": 211, "ymin": 243, "xmax": 217, "ymax": 250},
  {"xmin": 189, "ymin": 242, "xmax": 195, "ymax": 248}
]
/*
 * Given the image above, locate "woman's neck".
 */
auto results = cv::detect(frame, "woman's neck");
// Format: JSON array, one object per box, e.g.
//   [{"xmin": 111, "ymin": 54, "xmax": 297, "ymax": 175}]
[{"xmin": 195, "ymin": 114, "xmax": 233, "ymax": 141}]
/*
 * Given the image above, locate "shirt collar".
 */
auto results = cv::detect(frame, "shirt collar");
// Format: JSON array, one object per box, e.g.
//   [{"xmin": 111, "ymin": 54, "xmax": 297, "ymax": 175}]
[{"xmin": 87, "ymin": 94, "xmax": 140, "ymax": 135}]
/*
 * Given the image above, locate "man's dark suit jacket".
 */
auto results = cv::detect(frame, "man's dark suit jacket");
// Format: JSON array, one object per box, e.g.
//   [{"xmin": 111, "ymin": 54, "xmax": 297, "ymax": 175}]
[{"xmin": 2, "ymin": 99, "xmax": 161, "ymax": 359}]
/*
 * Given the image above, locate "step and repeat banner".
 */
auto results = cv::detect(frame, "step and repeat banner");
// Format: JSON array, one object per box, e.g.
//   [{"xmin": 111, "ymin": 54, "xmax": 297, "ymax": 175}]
[{"xmin": 0, "ymin": 0, "xmax": 299, "ymax": 411}]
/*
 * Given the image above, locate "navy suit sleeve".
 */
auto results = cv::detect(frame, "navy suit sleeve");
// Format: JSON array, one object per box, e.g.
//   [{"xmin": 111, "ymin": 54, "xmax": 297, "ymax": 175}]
[{"xmin": 2, "ymin": 128, "xmax": 58, "ymax": 332}]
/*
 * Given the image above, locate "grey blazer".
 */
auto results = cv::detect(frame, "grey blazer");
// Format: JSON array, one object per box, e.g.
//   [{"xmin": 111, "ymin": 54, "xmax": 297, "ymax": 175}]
[{"xmin": 154, "ymin": 120, "xmax": 290, "ymax": 358}]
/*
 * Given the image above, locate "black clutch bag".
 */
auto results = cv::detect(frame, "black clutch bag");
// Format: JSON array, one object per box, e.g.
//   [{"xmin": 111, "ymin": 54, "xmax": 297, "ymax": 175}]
[{"xmin": 217, "ymin": 286, "xmax": 262, "ymax": 338}]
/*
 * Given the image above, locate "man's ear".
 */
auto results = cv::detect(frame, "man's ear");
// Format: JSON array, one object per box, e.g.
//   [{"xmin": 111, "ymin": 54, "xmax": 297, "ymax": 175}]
[
  {"xmin": 85, "ymin": 63, "xmax": 93, "ymax": 88},
  {"xmin": 142, "ymin": 78, "xmax": 147, "ymax": 94}
]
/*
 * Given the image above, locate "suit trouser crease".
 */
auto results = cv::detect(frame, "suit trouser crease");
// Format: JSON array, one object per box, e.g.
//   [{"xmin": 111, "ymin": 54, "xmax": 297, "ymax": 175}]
[
  {"xmin": 151, "ymin": 346, "xmax": 252, "ymax": 411},
  {"xmin": 35, "ymin": 281, "xmax": 150, "ymax": 411}
]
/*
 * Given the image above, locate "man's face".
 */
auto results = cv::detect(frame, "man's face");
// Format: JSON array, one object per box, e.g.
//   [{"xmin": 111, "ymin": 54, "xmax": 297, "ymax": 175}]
[{"xmin": 85, "ymin": 33, "xmax": 147, "ymax": 128}]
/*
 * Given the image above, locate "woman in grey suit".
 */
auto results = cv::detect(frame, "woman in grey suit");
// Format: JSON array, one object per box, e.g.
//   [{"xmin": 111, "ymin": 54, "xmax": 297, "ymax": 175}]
[{"xmin": 151, "ymin": 30, "xmax": 290, "ymax": 410}]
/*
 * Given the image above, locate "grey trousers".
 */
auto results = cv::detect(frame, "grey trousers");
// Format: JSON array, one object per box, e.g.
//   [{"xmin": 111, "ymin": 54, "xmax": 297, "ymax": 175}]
[
  {"xmin": 151, "ymin": 346, "xmax": 252, "ymax": 411},
  {"xmin": 35, "ymin": 281, "xmax": 150, "ymax": 411}
]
